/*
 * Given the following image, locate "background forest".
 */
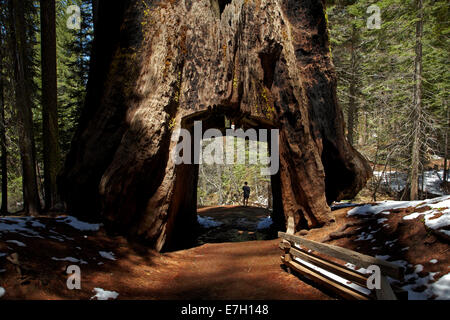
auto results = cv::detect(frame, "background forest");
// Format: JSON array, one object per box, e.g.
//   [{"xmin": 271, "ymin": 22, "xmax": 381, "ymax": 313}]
[{"xmin": 0, "ymin": 0, "xmax": 448, "ymax": 214}]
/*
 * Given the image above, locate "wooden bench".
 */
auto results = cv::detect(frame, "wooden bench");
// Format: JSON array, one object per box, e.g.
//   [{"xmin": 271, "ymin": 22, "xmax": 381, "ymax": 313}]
[{"xmin": 279, "ymin": 232, "xmax": 405, "ymax": 300}]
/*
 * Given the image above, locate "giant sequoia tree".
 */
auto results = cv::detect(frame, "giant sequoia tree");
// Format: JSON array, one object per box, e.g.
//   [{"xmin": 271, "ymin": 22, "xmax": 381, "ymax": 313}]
[{"xmin": 60, "ymin": 0, "xmax": 371, "ymax": 251}]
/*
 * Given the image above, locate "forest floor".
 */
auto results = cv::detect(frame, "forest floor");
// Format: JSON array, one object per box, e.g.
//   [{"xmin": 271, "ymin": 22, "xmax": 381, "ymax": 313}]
[
  {"xmin": 0, "ymin": 197, "xmax": 449, "ymax": 300},
  {"xmin": 0, "ymin": 207, "xmax": 330, "ymax": 300}
]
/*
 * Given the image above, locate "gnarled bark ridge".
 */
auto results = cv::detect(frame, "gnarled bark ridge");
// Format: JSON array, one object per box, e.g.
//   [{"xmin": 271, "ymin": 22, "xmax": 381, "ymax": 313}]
[{"xmin": 60, "ymin": 0, "xmax": 371, "ymax": 251}]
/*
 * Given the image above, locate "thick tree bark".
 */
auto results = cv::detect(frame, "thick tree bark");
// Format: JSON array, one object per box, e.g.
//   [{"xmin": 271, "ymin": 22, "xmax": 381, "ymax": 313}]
[
  {"xmin": 61, "ymin": 0, "xmax": 371, "ymax": 250},
  {"xmin": 0, "ymin": 32, "xmax": 7, "ymax": 215},
  {"xmin": 410, "ymin": 0, "xmax": 424, "ymax": 200},
  {"xmin": 41, "ymin": 0, "xmax": 60, "ymax": 210},
  {"xmin": 8, "ymin": 0, "xmax": 40, "ymax": 215}
]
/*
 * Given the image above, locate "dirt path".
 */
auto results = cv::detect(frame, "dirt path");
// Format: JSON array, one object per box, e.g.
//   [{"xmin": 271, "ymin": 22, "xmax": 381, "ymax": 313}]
[{"xmin": 89, "ymin": 239, "xmax": 332, "ymax": 300}]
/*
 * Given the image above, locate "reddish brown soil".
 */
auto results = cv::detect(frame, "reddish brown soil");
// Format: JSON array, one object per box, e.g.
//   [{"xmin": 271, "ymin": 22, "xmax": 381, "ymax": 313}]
[
  {"xmin": 1, "ymin": 204, "xmax": 448, "ymax": 300},
  {"xmin": 304, "ymin": 207, "xmax": 449, "ymax": 295},
  {"xmin": 0, "ymin": 210, "xmax": 331, "ymax": 300}
]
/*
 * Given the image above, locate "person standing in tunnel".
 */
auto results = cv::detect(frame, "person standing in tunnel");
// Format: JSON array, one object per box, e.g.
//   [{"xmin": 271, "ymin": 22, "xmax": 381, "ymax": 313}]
[{"xmin": 242, "ymin": 182, "xmax": 250, "ymax": 207}]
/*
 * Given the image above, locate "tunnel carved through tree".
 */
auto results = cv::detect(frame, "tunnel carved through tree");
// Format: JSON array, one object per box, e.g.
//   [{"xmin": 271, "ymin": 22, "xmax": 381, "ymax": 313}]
[{"xmin": 59, "ymin": 0, "xmax": 372, "ymax": 251}]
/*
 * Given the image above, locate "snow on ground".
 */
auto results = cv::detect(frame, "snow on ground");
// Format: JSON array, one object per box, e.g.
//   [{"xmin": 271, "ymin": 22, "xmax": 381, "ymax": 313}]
[
  {"xmin": 373, "ymin": 170, "xmax": 448, "ymax": 196},
  {"xmin": 90, "ymin": 288, "xmax": 119, "ymax": 300},
  {"xmin": 55, "ymin": 216, "xmax": 101, "ymax": 232},
  {"xmin": 52, "ymin": 257, "xmax": 88, "ymax": 265},
  {"xmin": 257, "ymin": 216, "xmax": 273, "ymax": 230},
  {"xmin": 348, "ymin": 196, "xmax": 450, "ymax": 236},
  {"xmin": 5, "ymin": 240, "xmax": 26, "ymax": 247},
  {"xmin": 0, "ymin": 216, "xmax": 101, "ymax": 238},
  {"xmin": 346, "ymin": 195, "xmax": 450, "ymax": 299},
  {"xmin": 429, "ymin": 273, "xmax": 450, "ymax": 300},
  {"xmin": 254, "ymin": 196, "xmax": 268, "ymax": 207},
  {"xmin": 402, "ymin": 196, "xmax": 450, "ymax": 237},
  {"xmin": 348, "ymin": 200, "xmax": 424, "ymax": 216},
  {"xmin": 99, "ymin": 251, "xmax": 116, "ymax": 261},
  {"xmin": 197, "ymin": 216, "xmax": 223, "ymax": 228},
  {"xmin": 399, "ymin": 267, "xmax": 450, "ymax": 300},
  {"xmin": 0, "ymin": 287, "xmax": 5, "ymax": 298},
  {"xmin": 0, "ymin": 217, "xmax": 45, "ymax": 238}
]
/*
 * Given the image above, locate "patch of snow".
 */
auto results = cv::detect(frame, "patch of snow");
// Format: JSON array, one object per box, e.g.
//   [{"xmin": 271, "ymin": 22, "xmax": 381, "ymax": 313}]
[
  {"xmin": 403, "ymin": 212, "xmax": 423, "ymax": 220},
  {"xmin": 254, "ymin": 195, "xmax": 268, "ymax": 206},
  {"xmin": 385, "ymin": 239, "xmax": 397, "ymax": 247},
  {"xmin": 402, "ymin": 271, "xmax": 449, "ymax": 300},
  {"xmin": 402, "ymin": 196, "xmax": 450, "ymax": 235},
  {"xmin": 257, "ymin": 216, "xmax": 273, "ymax": 230},
  {"xmin": 430, "ymin": 259, "xmax": 438, "ymax": 264},
  {"xmin": 99, "ymin": 251, "xmax": 116, "ymax": 261},
  {"xmin": 0, "ymin": 253, "xmax": 7, "ymax": 258},
  {"xmin": 414, "ymin": 264, "xmax": 424, "ymax": 273},
  {"xmin": 348, "ymin": 200, "xmax": 423, "ymax": 216},
  {"xmin": 56, "ymin": 216, "xmax": 101, "ymax": 231},
  {"xmin": 0, "ymin": 217, "xmax": 44, "ymax": 238},
  {"xmin": 0, "ymin": 287, "xmax": 5, "ymax": 298},
  {"xmin": 347, "ymin": 196, "xmax": 450, "ymax": 237},
  {"xmin": 30, "ymin": 221, "xmax": 46, "ymax": 228},
  {"xmin": 295, "ymin": 257, "xmax": 371, "ymax": 296},
  {"xmin": 52, "ymin": 257, "xmax": 88, "ymax": 264},
  {"xmin": 373, "ymin": 170, "xmax": 448, "ymax": 196},
  {"xmin": 90, "ymin": 288, "xmax": 119, "ymax": 300},
  {"xmin": 375, "ymin": 255, "xmax": 391, "ymax": 261},
  {"xmin": 377, "ymin": 218, "xmax": 388, "ymax": 224},
  {"xmin": 355, "ymin": 232, "xmax": 374, "ymax": 241},
  {"xmin": 429, "ymin": 273, "xmax": 450, "ymax": 300},
  {"xmin": 197, "ymin": 216, "xmax": 222, "ymax": 228},
  {"xmin": 6, "ymin": 240, "xmax": 26, "ymax": 247},
  {"xmin": 345, "ymin": 263, "xmax": 356, "ymax": 270}
]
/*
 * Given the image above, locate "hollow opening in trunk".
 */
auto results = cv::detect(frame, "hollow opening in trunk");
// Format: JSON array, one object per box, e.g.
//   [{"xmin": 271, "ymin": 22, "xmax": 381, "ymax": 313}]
[{"xmin": 163, "ymin": 108, "xmax": 285, "ymax": 251}]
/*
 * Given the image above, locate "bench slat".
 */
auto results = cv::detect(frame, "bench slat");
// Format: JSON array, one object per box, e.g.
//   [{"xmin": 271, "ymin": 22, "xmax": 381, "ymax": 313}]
[
  {"xmin": 288, "ymin": 246, "xmax": 369, "ymax": 288},
  {"xmin": 279, "ymin": 232, "xmax": 403, "ymax": 280},
  {"xmin": 281, "ymin": 256, "xmax": 371, "ymax": 300}
]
